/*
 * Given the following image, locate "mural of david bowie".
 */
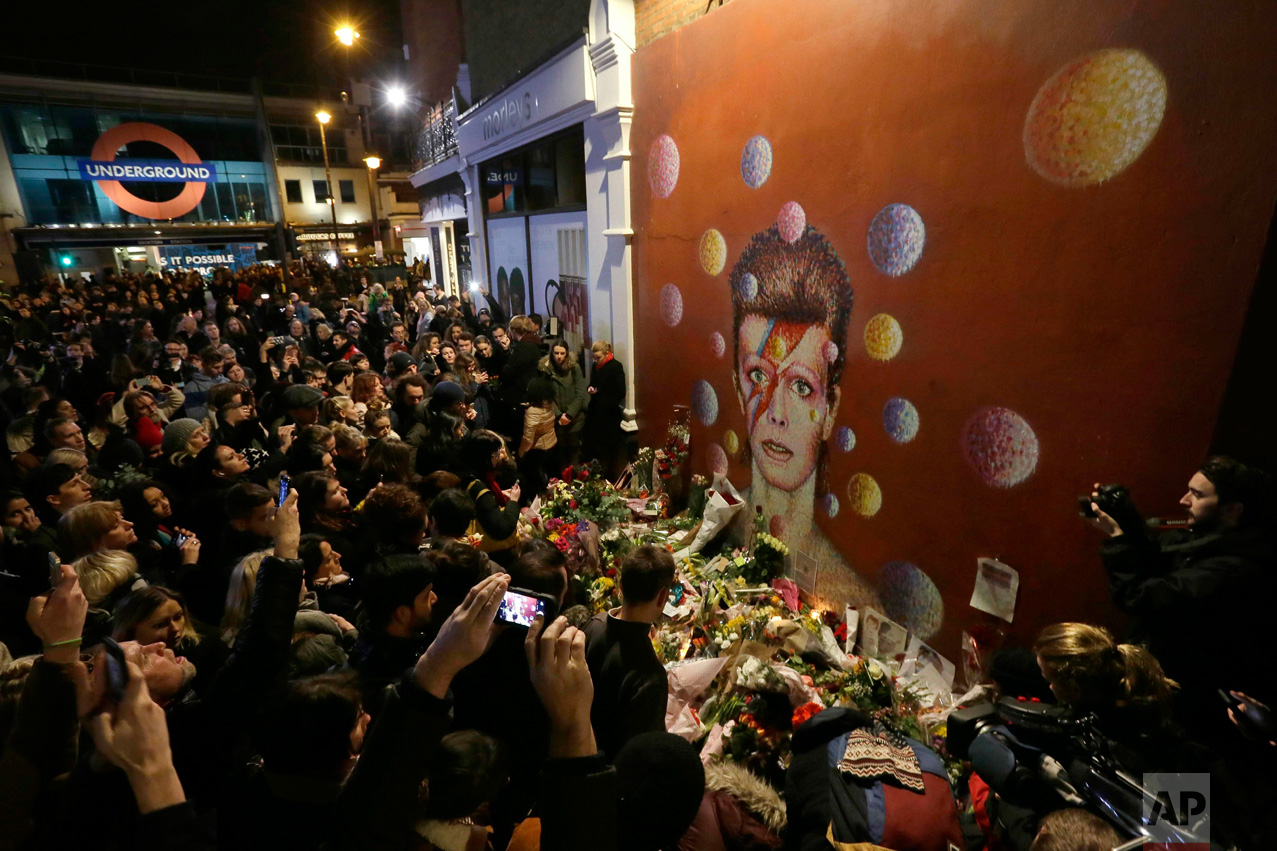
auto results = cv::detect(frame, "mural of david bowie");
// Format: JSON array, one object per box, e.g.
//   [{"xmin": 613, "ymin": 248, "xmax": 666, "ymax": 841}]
[{"xmin": 728, "ymin": 223, "xmax": 882, "ymax": 611}]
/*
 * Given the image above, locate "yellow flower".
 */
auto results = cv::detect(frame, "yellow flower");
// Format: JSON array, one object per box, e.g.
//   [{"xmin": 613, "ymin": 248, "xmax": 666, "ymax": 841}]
[{"xmin": 734, "ymin": 576, "xmax": 746, "ymax": 586}]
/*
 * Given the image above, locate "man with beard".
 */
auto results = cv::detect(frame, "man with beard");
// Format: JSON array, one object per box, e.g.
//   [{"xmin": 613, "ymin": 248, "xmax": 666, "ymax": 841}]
[{"xmin": 1087, "ymin": 456, "xmax": 1274, "ymax": 733}]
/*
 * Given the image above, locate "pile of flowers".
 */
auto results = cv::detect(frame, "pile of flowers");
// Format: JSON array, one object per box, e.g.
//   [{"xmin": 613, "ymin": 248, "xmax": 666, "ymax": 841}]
[{"xmin": 539, "ymin": 461, "xmax": 632, "ymax": 528}]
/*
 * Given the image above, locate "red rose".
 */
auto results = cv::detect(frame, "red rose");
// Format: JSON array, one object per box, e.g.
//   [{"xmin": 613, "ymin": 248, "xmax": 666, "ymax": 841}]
[
  {"xmin": 577, "ymin": 468, "xmax": 589, "ymax": 481},
  {"xmin": 562, "ymin": 467, "xmax": 574, "ymax": 480},
  {"xmin": 530, "ymin": 516, "xmax": 540, "ymax": 526},
  {"xmin": 569, "ymin": 500, "xmax": 578, "ymax": 509}
]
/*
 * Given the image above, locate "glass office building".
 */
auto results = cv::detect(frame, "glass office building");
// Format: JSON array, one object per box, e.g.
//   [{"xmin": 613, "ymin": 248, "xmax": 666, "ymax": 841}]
[{"xmin": 0, "ymin": 103, "xmax": 273, "ymax": 226}]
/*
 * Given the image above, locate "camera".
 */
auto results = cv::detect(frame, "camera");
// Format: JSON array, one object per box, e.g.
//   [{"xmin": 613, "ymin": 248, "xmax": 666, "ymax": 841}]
[
  {"xmin": 1076, "ymin": 483, "xmax": 1129, "ymax": 519},
  {"xmin": 947, "ymin": 696, "xmax": 1075, "ymax": 762},
  {"xmin": 271, "ymin": 336, "xmax": 289, "ymax": 347},
  {"xmin": 1076, "ymin": 483, "xmax": 1146, "ymax": 535},
  {"xmin": 948, "ymin": 697, "xmax": 1212, "ymax": 845}
]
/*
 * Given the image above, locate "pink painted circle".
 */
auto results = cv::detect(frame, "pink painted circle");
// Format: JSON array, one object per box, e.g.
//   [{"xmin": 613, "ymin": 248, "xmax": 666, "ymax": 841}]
[
  {"xmin": 769, "ymin": 514, "xmax": 786, "ymax": 538},
  {"xmin": 708, "ymin": 443, "xmax": 728, "ymax": 475},
  {"xmin": 962, "ymin": 407, "xmax": 1040, "ymax": 488},
  {"xmin": 777, "ymin": 201, "xmax": 806, "ymax": 243},
  {"xmin": 710, "ymin": 331, "xmax": 725, "ymax": 358},
  {"xmin": 649, "ymin": 134, "xmax": 680, "ymax": 198},
  {"xmin": 659, "ymin": 283, "xmax": 683, "ymax": 327}
]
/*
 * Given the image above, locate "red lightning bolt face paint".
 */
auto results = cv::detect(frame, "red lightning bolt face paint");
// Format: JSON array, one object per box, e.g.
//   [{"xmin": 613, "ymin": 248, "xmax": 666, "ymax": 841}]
[{"xmin": 737, "ymin": 314, "xmax": 837, "ymax": 493}]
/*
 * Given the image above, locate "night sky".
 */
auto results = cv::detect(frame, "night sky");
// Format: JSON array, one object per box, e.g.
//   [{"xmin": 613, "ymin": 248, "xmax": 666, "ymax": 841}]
[{"xmin": 2, "ymin": 0, "xmax": 404, "ymax": 88}]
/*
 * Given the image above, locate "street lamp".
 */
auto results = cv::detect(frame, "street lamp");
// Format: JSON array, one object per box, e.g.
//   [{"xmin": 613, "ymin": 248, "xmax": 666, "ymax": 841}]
[
  {"xmin": 315, "ymin": 109, "xmax": 340, "ymax": 259},
  {"xmin": 386, "ymin": 85, "xmax": 407, "ymax": 108},
  {"xmin": 363, "ymin": 155, "xmax": 382, "ymax": 258},
  {"xmin": 335, "ymin": 25, "xmax": 359, "ymax": 46}
]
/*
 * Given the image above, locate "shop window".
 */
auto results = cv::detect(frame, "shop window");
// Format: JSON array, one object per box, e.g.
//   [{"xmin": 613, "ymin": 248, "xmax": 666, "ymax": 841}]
[
  {"xmin": 313, "ymin": 180, "xmax": 331, "ymax": 203},
  {"xmin": 339, "ymin": 179, "xmax": 356, "ymax": 203},
  {"xmin": 285, "ymin": 180, "xmax": 303, "ymax": 203}
]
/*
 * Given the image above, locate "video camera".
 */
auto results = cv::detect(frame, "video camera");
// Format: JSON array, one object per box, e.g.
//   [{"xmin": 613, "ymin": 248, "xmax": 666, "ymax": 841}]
[{"xmin": 948, "ymin": 696, "xmax": 1213, "ymax": 847}]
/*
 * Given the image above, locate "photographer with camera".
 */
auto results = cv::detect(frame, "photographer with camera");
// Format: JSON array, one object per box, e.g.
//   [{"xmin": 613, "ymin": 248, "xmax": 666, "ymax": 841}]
[{"xmin": 1084, "ymin": 457, "xmax": 1274, "ymax": 737}]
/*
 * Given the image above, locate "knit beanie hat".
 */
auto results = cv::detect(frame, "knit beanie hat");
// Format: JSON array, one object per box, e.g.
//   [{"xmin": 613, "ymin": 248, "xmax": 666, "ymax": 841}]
[
  {"xmin": 133, "ymin": 416, "xmax": 164, "ymax": 452},
  {"xmin": 613, "ymin": 732, "xmax": 705, "ymax": 850},
  {"xmin": 431, "ymin": 381, "xmax": 466, "ymax": 406},
  {"xmin": 161, "ymin": 418, "xmax": 202, "ymax": 457}
]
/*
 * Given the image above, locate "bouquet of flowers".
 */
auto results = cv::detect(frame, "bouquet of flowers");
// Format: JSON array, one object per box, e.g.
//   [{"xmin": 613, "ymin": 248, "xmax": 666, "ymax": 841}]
[
  {"xmin": 541, "ymin": 462, "xmax": 632, "ymax": 529},
  {"xmin": 633, "ymin": 447, "xmax": 655, "ymax": 494}
]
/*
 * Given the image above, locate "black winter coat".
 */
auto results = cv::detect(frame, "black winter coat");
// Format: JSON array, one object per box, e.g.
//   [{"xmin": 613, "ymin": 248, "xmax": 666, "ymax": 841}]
[{"xmin": 1102, "ymin": 525, "xmax": 1276, "ymax": 726}]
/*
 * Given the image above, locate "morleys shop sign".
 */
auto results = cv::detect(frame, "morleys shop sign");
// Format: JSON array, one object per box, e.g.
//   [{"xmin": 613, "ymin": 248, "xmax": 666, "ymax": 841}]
[{"xmin": 78, "ymin": 123, "xmax": 216, "ymax": 220}]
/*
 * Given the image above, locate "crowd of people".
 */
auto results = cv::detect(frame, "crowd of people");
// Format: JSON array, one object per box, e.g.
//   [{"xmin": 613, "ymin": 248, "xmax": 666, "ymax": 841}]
[{"xmin": 0, "ymin": 259, "xmax": 1272, "ymax": 850}]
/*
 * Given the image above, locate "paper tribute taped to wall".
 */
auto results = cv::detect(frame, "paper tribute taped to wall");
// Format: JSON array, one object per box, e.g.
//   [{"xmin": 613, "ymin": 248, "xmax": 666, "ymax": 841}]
[
  {"xmin": 792, "ymin": 549, "xmax": 818, "ymax": 595},
  {"xmin": 857, "ymin": 607, "xmax": 908, "ymax": 659},
  {"xmin": 900, "ymin": 635, "xmax": 956, "ymax": 695},
  {"xmin": 970, "ymin": 557, "xmax": 1019, "ymax": 623},
  {"xmin": 843, "ymin": 606, "xmax": 859, "ymax": 654}
]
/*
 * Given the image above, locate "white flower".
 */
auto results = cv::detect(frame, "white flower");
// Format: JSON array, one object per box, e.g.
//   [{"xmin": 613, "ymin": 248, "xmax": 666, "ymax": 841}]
[
  {"xmin": 714, "ymin": 636, "xmax": 724, "ymax": 645},
  {"xmin": 721, "ymin": 641, "xmax": 733, "ymax": 649},
  {"xmin": 729, "ymin": 632, "xmax": 740, "ymax": 641},
  {"xmin": 868, "ymin": 661, "xmax": 884, "ymax": 680}
]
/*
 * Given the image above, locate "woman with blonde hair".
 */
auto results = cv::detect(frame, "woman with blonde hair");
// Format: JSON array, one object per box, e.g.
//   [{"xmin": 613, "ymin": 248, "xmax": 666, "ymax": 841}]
[
  {"xmin": 74, "ymin": 549, "xmax": 147, "ymax": 644},
  {"xmin": 1033, "ymin": 622, "xmax": 1177, "ymax": 723},
  {"xmin": 60, "ymin": 500, "xmax": 137, "ymax": 561},
  {"xmin": 221, "ymin": 549, "xmax": 276, "ymax": 644}
]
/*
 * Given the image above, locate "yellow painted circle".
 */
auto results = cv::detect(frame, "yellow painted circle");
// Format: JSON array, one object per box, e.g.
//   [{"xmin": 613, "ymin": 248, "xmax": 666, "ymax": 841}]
[
  {"xmin": 864, "ymin": 313, "xmax": 903, "ymax": 361},
  {"xmin": 847, "ymin": 473, "xmax": 883, "ymax": 518}
]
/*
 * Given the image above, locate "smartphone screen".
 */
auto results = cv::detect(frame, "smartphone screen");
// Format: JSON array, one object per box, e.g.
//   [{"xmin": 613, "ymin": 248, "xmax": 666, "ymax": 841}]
[
  {"xmin": 277, "ymin": 473, "xmax": 290, "ymax": 505},
  {"xmin": 496, "ymin": 590, "xmax": 546, "ymax": 628},
  {"xmin": 48, "ymin": 552, "xmax": 61, "ymax": 587},
  {"xmin": 173, "ymin": 532, "xmax": 189, "ymax": 549}
]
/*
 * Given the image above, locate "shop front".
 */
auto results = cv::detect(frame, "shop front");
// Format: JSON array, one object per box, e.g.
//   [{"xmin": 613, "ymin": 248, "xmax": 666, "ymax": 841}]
[
  {"xmin": 291, "ymin": 224, "xmax": 374, "ymax": 265},
  {"xmin": 452, "ymin": 17, "xmax": 637, "ymax": 426}
]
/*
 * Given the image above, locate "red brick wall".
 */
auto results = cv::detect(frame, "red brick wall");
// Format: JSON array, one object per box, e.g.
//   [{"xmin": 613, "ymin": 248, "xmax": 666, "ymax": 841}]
[{"xmin": 635, "ymin": 0, "xmax": 736, "ymax": 48}]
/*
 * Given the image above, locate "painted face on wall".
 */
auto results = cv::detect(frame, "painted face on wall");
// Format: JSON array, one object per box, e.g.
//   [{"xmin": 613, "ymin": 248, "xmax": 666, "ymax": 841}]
[{"xmin": 735, "ymin": 315, "xmax": 840, "ymax": 492}]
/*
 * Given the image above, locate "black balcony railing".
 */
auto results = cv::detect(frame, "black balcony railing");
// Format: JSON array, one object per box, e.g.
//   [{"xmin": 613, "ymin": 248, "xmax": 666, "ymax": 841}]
[{"xmin": 413, "ymin": 98, "xmax": 458, "ymax": 172}]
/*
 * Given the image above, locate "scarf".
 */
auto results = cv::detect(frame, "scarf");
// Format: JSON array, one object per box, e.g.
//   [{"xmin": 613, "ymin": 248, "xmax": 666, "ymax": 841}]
[
  {"xmin": 484, "ymin": 473, "xmax": 508, "ymax": 506},
  {"xmin": 837, "ymin": 721, "xmax": 925, "ymax": 793}
]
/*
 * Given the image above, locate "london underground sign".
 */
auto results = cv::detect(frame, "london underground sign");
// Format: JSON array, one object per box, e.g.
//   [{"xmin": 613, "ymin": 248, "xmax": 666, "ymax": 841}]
[{"xmin": 78, "ymin": 123, "xmax": 217, "ymax": 219}]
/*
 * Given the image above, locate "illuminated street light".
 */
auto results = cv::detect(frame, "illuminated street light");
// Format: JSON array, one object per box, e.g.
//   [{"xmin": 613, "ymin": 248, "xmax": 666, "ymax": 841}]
[
  {"xmin": 335, "ymin": 26, "xmax": 359, "ymax": 46},
  {"xmin": 363, "ymin": 155, "xmax": 381, "ymax": 170},
  {"xmin": 386, "ymin": 85, "xmax": 407, "ymax": 108},
  {"xmin": 315, "ymin": 110, "xmax": 331, "ymax": 125}
]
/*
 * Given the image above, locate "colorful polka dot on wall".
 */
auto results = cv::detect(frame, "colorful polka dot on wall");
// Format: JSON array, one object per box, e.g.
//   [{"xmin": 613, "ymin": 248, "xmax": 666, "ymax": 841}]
[
  {"xmin": 777, "ymin": 201, "xmax": 806, "ymax": 243},
  {"xmin": 700, "ymin": 229, "xmax": 727, "ymax": 275},
  {"xmin": 823, "ymin": 493, "xmax": 840, "ymax": 519},
  {"xmin": 847, "ymin": 473, "xmax": 882, "ymax": 517},
  {"xmin": 740, "ymin": 135, "xmax": 773, "ymax": 188},
  {"xmin": 867, "ymin": 203, "xmax": 925, "ymax": 276},
  {"xmin": 1024, "ymin": 49, "xmax": 1167, "ymax": 187},
  {"xmin": 708, "ymin": 443, "xmax": 728, "ymax": 475},
  {"xmin": 883, "ymin": 397, "xmax": 920, "ymax": 444},
  {"xmin": 691, "ymin": 380, "xmax": 719, "ymax": 426},
  {"xmin": 649, "ymin": 134, "xmax": 680, "ymax": 198},
  {"xmin": 962, "ymin": 406, "xmax": 1040, "ymax": 488},
  {"xmin": 876, "ymin": 561, "xmax": 944, "ymax": 640},
  {"xmin": 709, "ymin": 331, "xmax": 725, "ymax": 358},
  {"xmin": 723, "ymin": 429, "xmax": 740, "ymax": 456},
  {"xmin": 659, "ymin": 283, "xmax": 683, "ymax": 327},
  {"xmin": 864, "ymin": 313, "xmax": 903, "ymax": 361},
  {"xmin": 835, "ymin": 426, "xmax": 856, "ymax": 453},
  {"xmin": 737, "ymin": 271, "xmax": 759, "ymax": 302}
]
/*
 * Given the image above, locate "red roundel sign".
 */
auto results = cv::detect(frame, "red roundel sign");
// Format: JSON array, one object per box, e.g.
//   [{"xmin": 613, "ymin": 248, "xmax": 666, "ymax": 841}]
[{"xmin": 87, "ymin": 123, "xmax": 210, "ymax": 219}]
